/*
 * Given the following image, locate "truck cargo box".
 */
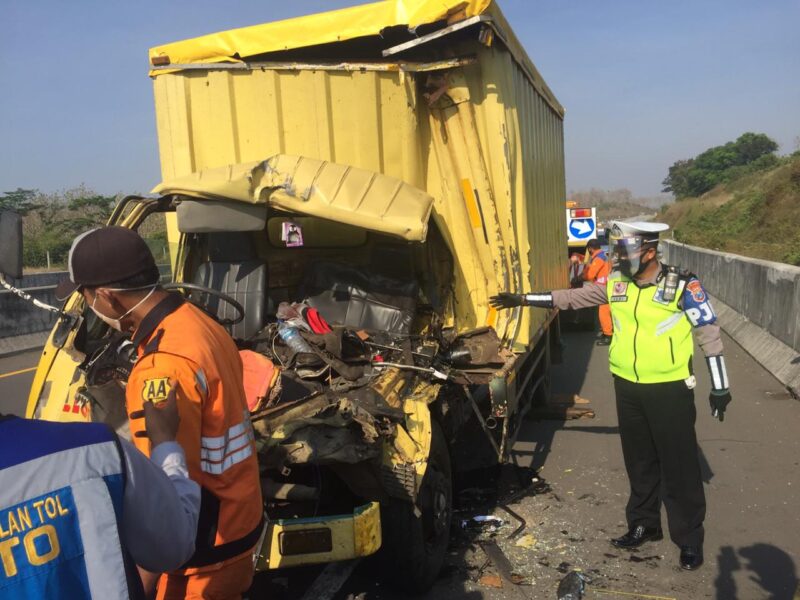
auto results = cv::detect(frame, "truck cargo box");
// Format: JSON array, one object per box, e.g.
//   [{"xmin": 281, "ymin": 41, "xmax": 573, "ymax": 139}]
[{"xmin": 149, "ymin": 0, "xmax": 568, "ymax": 353}]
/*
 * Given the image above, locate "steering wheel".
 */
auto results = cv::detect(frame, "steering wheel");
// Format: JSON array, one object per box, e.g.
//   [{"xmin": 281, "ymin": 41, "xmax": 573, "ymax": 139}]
[{"xmin": 163, "ymin": 283, "xmax": 245, "ymax": 326}]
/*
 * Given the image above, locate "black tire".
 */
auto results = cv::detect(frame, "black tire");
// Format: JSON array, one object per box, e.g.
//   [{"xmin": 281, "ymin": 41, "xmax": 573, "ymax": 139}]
[{"xmin": 379, "ymin": 420, "xmax": 452, "ymax": 594}]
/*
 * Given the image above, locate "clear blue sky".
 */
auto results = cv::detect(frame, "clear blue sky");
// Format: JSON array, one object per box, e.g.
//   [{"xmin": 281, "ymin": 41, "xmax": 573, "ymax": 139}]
[{"xmin": 2, "ymin": 0, "xmax": 798, "ymax": 198}]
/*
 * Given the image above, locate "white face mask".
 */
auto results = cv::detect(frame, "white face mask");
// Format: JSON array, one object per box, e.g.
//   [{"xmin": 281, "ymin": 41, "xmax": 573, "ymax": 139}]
[{"xmin": 91, "ymin": 285, "xmax": 157, "ymax": 331}]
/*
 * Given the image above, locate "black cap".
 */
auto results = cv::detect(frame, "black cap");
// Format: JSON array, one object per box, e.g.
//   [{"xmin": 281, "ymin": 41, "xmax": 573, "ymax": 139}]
[{"xmin": 55, "ymin": 227, "xmax": 159, "ymax": 300}]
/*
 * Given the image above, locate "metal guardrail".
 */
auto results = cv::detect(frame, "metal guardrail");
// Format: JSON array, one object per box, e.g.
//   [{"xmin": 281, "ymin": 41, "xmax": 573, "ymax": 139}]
[{"xmin": 0, "ymin": 284, "xmax": 57, "ymax": 295}]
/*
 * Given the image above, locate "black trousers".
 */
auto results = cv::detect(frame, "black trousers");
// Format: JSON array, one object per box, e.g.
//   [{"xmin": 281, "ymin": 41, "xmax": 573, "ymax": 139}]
[{"xmin": 614, "ymin": 376, "xmax": 706, "ymax": 547}]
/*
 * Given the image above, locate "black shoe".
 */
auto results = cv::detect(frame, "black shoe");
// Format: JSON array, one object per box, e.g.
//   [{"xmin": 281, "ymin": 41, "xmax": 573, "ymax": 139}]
[
  {"xmin": 679, "ymin": 546, "xmax": 703, "ymax": 570},
  {"xmin": 595, "ymin": 335, "xmax": 612, "ymax": 346},
  {"xmin": 610, "ymin": 525, "xmax": 663, "ymax": 549}
]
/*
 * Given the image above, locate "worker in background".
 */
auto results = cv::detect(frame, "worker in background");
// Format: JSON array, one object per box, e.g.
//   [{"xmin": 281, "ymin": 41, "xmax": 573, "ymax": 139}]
[
  {"xmin": 56, "ymin": 227, "xmax": 263, "ymax": 600},
  {"xmin": 582, "ymin": 239, "xmax": 613, "ymax": 345},
  {"xmin": 490, "ymin": 221, "xmax": 732, "ymax": 572},
  {"xmin": 0, "ymin": 387, "xmax": 199, "ymax": 599}
]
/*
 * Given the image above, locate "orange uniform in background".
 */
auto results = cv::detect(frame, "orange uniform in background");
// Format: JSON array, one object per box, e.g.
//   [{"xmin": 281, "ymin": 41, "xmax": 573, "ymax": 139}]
[
  {"xmin": 583, "ymin": 247, "xmax": 613, "ymax": 337},
  {"xmin": 127, "ymin": 293, "xmax": 263, "ymax": 600}
]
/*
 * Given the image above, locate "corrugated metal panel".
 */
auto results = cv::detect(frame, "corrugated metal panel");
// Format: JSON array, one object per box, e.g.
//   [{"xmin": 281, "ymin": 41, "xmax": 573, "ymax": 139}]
[
  {"xmin": 421, "ymin": 45, "xmax": 566, "ymax": 348},
  {"xmin": 154, "ymin": 69, "xmax": 424, "ymax": 187}
]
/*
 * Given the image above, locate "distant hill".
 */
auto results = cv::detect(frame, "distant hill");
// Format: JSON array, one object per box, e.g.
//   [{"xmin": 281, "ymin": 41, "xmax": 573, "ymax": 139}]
[
  {"xmin": 568, "ymin": 188, "xmax": 670, "ymax": 223},
  {"xmin": 660, "ymin": 155, "xmax": 800, "ymax": 265}
]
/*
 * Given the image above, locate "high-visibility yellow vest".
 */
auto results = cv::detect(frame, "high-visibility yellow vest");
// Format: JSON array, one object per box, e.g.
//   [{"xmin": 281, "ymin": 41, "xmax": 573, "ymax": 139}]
[{"xmin": 606, "ymin": 274, "xmax": 693, "ymax": 383}]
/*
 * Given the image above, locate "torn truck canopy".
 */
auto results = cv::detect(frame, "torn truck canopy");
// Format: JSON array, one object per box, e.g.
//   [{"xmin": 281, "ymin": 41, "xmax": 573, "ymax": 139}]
[
  {"xmin": 149, "ymin": 0, "xmax": 492, "ymax": 71},
  {"xmin": 153, "ymin": 155, "xmax": 434, "ymax": 242}
]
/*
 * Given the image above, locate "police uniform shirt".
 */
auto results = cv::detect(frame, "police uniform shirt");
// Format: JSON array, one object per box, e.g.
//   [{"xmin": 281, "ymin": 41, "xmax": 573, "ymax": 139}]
[{"xmin": 550, "ymin": 263, "xmax": 724, "ymax": 358}]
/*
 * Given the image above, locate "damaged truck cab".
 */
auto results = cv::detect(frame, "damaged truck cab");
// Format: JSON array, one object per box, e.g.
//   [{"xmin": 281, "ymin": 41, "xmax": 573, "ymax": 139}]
[{"xmin": 23, "ymin": 0, "xmax": 567, "ymax": 592}]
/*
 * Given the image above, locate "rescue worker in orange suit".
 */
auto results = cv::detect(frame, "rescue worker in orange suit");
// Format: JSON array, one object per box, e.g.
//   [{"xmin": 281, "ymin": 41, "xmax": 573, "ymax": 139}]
[
  {"xmin": 583, "ymin": 239, "xmax": 613, "ymax": 345},
  {"xmin": 490, "ymin": 221, "xmax": 733, "ymax": 572},
  {"xmin": 56, "ymin": 227, "xmax": 263, "ymax": 600}
]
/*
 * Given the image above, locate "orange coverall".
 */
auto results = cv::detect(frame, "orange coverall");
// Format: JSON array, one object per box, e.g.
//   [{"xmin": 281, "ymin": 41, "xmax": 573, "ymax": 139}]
[
  {"xmin": 583, "ymin": 248, "xmax": 613, "ymax": 336},
  {"xmin": 127, "ymin": 293, "xmax": 263, "ymax": 600}
]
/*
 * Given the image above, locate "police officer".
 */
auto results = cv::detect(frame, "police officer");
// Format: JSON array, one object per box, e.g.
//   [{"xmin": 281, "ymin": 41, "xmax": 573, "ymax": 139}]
[
  {"xmin": 0, "ymin": 387, "xmax": 200, "ymax": 599},
  {"xmin": 56, "ymin": 227, "xmax": 263, "ymax": 599},
  {"xmin": 490, "ymin": 221, "xmax": 732, "ymax": 571}
]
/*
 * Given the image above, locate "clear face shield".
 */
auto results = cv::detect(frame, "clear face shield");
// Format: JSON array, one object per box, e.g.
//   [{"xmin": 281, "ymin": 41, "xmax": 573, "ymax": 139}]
[{"xmin": 608, "ymin": 226, "xmax": 657, "ymax": 278}]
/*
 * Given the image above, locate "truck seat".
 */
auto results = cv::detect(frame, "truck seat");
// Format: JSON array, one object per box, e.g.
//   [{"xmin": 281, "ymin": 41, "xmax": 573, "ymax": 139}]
[
  {"xmin": 193, "ymin": 233, "xmax": 268, "ymax": 340},
  {"xmin": 302, "ymin": 259, "xmax": 417, "ymax": 335}
]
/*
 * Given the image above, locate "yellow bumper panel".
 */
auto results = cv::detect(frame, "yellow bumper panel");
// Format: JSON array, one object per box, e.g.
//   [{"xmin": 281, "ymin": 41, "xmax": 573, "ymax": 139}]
[{"xmin": 255, "ymin": 502, "xmax": 382, "ymax": 571}]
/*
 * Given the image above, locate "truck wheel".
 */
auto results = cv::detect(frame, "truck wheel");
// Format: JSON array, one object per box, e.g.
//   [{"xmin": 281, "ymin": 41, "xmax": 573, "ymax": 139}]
[{"xmin": 380, "ymin": 420, "xmax": 452, "ymax": 594}]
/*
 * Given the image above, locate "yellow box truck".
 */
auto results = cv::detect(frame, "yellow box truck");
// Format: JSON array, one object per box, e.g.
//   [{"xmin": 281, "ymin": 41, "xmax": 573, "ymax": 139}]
[{"xmin": 13, "ymin": 0, "xmax": 568, "ymax": 591}]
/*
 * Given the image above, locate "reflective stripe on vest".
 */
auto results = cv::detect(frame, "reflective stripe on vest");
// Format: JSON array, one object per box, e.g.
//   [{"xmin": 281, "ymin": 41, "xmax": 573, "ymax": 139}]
[
  {"xmin": 0, "ymin": 418, "xmax": 130, "ymax": 599},
  {"xmin": 606, "ymin": 276, "xmax": 693, "ymax": 383}
]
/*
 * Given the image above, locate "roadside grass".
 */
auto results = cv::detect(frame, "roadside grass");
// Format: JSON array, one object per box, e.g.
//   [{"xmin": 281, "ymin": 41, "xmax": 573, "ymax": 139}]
[{"xmin": 660, "ymin": 156, "xmax": 800, "ymax": 265}]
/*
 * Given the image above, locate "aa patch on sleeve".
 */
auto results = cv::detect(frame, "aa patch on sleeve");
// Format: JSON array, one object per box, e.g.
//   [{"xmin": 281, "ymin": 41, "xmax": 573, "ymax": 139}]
[{"xmin": 142, "ymin": 377, "xmax": 172, "ymax": 403}]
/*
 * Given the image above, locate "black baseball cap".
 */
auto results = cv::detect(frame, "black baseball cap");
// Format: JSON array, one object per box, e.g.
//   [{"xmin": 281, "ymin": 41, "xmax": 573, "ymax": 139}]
[{"xmin": 55, "ymin": 227, "xmax": 160, "ymax": 300}]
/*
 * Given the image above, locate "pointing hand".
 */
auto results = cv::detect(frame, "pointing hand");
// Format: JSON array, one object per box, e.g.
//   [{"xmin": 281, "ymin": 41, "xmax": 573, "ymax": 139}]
[{"xmin": 489, "ymin": 293, "xmax": 524, "ymax": 309}]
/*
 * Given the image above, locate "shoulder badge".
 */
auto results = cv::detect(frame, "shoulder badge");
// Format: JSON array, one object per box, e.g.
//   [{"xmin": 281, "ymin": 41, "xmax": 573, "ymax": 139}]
[
  {"xmin": 686, "ymin": 279, "xmax": 706, "ymax": 302},
  {"xmin": 682, "ymin": 277, "xmax": 716, "ymax": 326},
  {"xmin": 142, "ymin": 377, "xmax": 172, "ymax": 403}
]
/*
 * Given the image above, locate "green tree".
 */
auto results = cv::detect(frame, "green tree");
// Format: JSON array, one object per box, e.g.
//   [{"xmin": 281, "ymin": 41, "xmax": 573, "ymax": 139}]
[
  {"xmin": 14, "ymin": 187, "xmax": 121, "ymax": 269},
  {"xmin": 662, "ymin": 159, "xmax": 694, "ymax": 197},
  {"xmin": 0, "ymin": 188, "xmax": 40, "ymax": 215},
  {"xmin": 663, "ymin": 132, "xmax": 779, "ymax": 199},
  {"xmin": 733, "ymin": 132, "xmax": 778, "ymax": 163}
]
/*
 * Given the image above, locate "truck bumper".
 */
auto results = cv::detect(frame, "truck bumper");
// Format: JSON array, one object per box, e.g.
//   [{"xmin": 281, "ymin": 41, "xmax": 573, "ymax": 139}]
[{"xmin": 254, "ymin": 502, "xmax": 382, "ymax": 571}]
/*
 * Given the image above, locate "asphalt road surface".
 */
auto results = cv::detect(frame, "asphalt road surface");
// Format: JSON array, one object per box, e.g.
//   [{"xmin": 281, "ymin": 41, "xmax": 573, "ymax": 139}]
[
  {"xmin": 337, "ymin": 329, "xmax": 800, "ymax": 600},
  {"xmin": 0, "ymin": 349, "xmax": 38, "ymax": 417},
  {"xmin": 2, "ymin": 332, "xmax": 798, "ymax": 599}
]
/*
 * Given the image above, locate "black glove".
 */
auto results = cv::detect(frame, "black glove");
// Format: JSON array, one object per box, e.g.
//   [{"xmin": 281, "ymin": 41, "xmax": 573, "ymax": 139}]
[
  {"xmin": 489, "ymin": 292, "xmax": 525, "ymax": 309},
  {"xmin": 709, "ymin": 390, "xmax": 732, "ymax": 422}
]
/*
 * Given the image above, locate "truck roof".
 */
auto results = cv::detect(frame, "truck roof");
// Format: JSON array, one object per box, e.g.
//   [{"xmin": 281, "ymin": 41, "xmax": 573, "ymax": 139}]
[{"xmin": 148, "ymin": 0, "xmax": 563, "ymax": 116}]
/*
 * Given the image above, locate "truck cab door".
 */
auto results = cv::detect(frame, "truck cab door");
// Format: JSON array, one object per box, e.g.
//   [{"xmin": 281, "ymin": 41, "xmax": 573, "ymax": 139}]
[{"xmin": 25, "ymin": 196, "xmax": 179, "ymax": 424}]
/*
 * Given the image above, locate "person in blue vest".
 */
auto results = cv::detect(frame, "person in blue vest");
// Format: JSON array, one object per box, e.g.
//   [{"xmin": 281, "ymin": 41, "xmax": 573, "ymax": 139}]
[
  {"xmin": 0, "ymin": 386, "xmax": 200, "ymax": 599},
  {"xmin": 490, "ymin": 221, "xmax": 732, "ymax": 572}
]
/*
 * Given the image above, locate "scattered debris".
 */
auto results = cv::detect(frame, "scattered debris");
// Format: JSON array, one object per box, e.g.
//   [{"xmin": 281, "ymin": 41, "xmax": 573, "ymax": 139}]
[
  {"xmin": 479, "ymin": 541, "xmax": 529, "ymax": 586},
  {"xmin": 514, "ymin": 533, "xmax": 537, "ymax": 549},
  {"xmin": 530, "ymin": 404, "xmax": 596, "ymax": 420},
  {"xmin": 629, "ymin": 554, "xmax": 662, "ymax": 563},
  {"xmin": 551, "ymin": 393, "xmax": 592, "ymax": 405},
  {"xmin": 300, "ymin": 559, "xmax": 361, "ymax": 600},
  {"xmin": 499, "ymin": 501, "xmax": 527, "ymax": 539},
  {"xmin": 531, "ymin": 392, "xmax": 596, "ymax": 420},
  {"xmin": 461, "ymin": 515, "xmax": 504, "ymax": 532},
  {"xmin": 478, "ymin": 573, "xmax": 503, "ymax": 589},
  {"xmin": 556, "ymin": 570, "xmax": 589, "ymax": 599}
]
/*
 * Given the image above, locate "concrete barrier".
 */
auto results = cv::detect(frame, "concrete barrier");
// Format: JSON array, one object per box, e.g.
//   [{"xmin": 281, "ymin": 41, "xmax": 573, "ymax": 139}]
[
  {"xmin": 662, "ymin": 240, "xmax": 800, "ymax": 396},
  {"xmin": 0, "ymin": 272, "xmax": 64, "ymax": 339},
  {"xmin": 0, "ymin": 266, "xmax": 171, "ymax": 357}
]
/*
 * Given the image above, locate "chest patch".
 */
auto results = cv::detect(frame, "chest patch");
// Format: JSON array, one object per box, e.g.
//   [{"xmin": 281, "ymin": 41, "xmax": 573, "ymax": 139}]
[
  {"xmin": 142, "ymin": 377, "xmax": 171, "ymax": 403},
  {"xmin": 610, "ymin": 281, "xmax": 628, "ymax": 302},
  {"xmin": 653, "ymin": 286, "xmax": 671, "ymax": 305}
]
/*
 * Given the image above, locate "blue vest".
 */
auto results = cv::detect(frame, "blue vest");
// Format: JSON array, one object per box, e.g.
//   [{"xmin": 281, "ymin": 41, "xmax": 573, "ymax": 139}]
[{"xmin": 0, "ymin": 416, "xmax": 141, "ymax": 599}]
